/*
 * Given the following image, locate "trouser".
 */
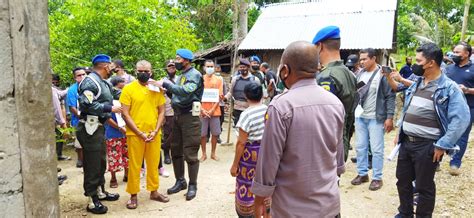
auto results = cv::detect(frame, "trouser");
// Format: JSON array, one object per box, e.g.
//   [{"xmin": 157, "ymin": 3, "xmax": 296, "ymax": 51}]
[
  {"xmin": 76, "ymin": 123, "xmax": 106, "ymax": 197},
  {"xmin": 162, "ymin": 116, "xmax": 174, "ymax": 154},
  {"xmin": 450, "ymin": 108, "xmax": 474, "ymax": 168},
  {"xmin": 232, "ymin": 109, "xmax": 243, "ymax": 126},
  {"xmin": 219, "ymin": 105, "xmax": 225, "ymax": 130},
  {"xmin": 343, "ymin": 113, "xmax": 355, "ymax": 162},
  {"xmin": 55, "ymin": 127, "xmax": 64, "ymax": 158},
  {"xmin": 127, "ymin": 135, "xmax": 161, "ymax": 194},
  {"xmin": 171, "ymin": 113, "xmax": 201, "ymax": 185},
  {"xmin": 355, "ymin": 118, "xmax": 384, "ymax": 180},
  {"xmin": 396, "ymin": 137, "xmax": 438, "ymax": 217}
]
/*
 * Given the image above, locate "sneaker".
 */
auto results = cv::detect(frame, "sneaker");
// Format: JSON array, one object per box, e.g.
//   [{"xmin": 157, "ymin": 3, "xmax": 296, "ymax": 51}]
[
  {"xmin": 159, "ymin": 167, "xmax": 170, "ymax": 178},
  {"xmin": 449, "ymin": 165, "xmax": 461, "ymax": 176}
]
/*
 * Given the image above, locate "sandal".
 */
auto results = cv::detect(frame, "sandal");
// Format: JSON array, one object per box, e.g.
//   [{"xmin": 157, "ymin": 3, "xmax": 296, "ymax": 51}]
[
  {"xmin": 150, "ymin": 192, "xmax": 170, "ymax": 203},
  {"xmin": 109, "ymin": 179, "xmax": 118, "ymax": 188},
  {"xmin": 126, "ymin": 198, "xmax": 138, "ymax": 209}
]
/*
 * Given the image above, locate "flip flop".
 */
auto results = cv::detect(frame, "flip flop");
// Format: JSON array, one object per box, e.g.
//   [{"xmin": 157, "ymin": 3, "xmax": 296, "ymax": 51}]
[
  {"xmin": 126, "ymin": 198, "xmax": 138, "ymax": 209},
  {"xmin": 109, "ymin": 179, "xmax": 118, "ymax": 188}
]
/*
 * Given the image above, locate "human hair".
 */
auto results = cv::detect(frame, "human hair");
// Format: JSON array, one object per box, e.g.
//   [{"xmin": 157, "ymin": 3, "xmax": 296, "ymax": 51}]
[
  {"xmin": 457, "ymin": 41, "xmax": 472, "ymax": 57},
  {"xmin": 110, "ymin": 76, "xmax": 125, "ymax": 87},
  {"xmin": 136, "ymin": 60, "xmax": 152, "ymax": 69},
  {"xmin": 205, "ymin": 59, "xmax": 214, "ymax": 65},
  {"xmin": 52, "ymin": 74, "xmax": 60, "ymax": 81},
  {"xmin": 244, "ymin": 83, "xmax": 263, "ymax": 102},
  {"xmin": 405, "ymin": 56, "xmax": 412, "ymax": 62},
  {"xmin": 113, "ymin": 59, "xmax": 125, "ymax": 68},
  {"xmin": 215, "ymin": 64, "xmax": 221, "ymax": 69},
  {"xmin": 72, "ymin": 67, "xmax": 85, "ymax": 76},
  {"xmin": 416, "ymin": 43, "xmax": 443, "ymax": 66},
  {"xmin": 359, "ymin": 48, "xmax": 376, "ymax": 58},
  {"xmin": 261, "ymin": 62, "xmax": 270, "ymax": 70},
  {"xmin": 322, "ymin": 39, "xmax": 341, "ymax": 50}
]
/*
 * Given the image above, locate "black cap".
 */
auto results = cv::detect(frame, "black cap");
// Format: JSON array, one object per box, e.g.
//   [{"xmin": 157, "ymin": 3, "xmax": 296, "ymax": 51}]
[
  {"xmin": 345, "ymin": 54, "xmax": 359, "ymax": 67},
  {"xmin": 239, "ymin": 58, "xmax": 251, "ymax": 66}
]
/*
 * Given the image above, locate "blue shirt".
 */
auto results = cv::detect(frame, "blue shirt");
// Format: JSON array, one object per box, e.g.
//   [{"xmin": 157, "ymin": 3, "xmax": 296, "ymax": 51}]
[
  {"xmin": 446, "ymin": 61, "xmax": 474, "ymax": 108},
  {"xmin": 399, "ymin": 64, "xmax": 413, "ymax": 79},
  {"xmin": 66, "ymin": 83, "xmax": 79, "ymax": 126},
  {"xmin": 105, "ymin": 113, "xmax": 125, "ymax": 139}
]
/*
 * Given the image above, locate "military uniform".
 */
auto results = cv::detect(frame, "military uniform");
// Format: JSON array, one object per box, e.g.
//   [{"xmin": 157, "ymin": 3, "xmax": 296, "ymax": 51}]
[
  {"xmin": 317, "ymin": 61, "xmax": 358, "ymax": 162},
  {"xmin": 163, "ymin": 55, "xmax": 204, "ymax": 200}
]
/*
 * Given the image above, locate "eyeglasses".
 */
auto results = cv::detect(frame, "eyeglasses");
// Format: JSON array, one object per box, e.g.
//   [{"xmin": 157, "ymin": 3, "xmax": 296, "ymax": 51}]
[{"xmin": 137, "ymin": 70, "xmax": 150, "ymax": 73}]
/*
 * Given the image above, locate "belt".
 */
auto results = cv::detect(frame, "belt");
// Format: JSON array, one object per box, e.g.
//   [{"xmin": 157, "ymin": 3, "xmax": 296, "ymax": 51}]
[
  {"xmin": 403, "ymin": 135, "xmax": 434, "ymax": 143},
  {"xmin": 79, "ymin": 120, "xmax": 103, "ymax": 126}
]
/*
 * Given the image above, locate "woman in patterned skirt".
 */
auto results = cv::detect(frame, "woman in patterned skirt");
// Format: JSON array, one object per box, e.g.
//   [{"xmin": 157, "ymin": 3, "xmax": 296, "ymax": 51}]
[{"xmin": 230, "ymin": 83, "xmax": 271, "ymax": 218}]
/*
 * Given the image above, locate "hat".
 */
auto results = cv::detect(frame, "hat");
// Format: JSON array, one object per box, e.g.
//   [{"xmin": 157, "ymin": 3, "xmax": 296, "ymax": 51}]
[
  {"xmin": 176, "ymin": 49, "xmax": 194, "ymax": 60},
  {"xmin": 249, "ymin": 55, "xmax": 261, "ymax": 63},
  {"xmin": 345, "ymin": 54, "xmax": 359, "ymax": 67},
  {"xmin": 92, "ymin": 54, "xmax": 111, "ymax": 65},
  {"xmin": 312, "ymin": 26, "xmax": 341, "ymax": 45},
  {"xmin": 238, "ymin": 58, "xmax": 251, "ymax": 66},
  {"xmin": 113, "ymin": 59, "xmax": 124, "ymax": 68},
  {"xmin": 166, "ymin": 59, "xmax": 175, "ymax": 67}
]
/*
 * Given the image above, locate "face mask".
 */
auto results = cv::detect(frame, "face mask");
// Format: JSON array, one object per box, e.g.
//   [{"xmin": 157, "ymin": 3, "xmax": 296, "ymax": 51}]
[
  {"xmin": 206, "ymin": 67, "xmax": 215, "ymax": 75},
  {"xmin": 239, "ymin": 70, "xmax": 248, "ymax": 76},
  {"xmin": 251, "ymin": 65, "xmax": 259, "ymax": 71},
  {"xmin": 452, "ymin": 55, "xmax": 462, "ymax": 65},
  {"xmin": 411, "ymin": 64, "xmax": 425, "ymax": 76},
  {"xmin": 137, "ymin": 72, "xmax": 151, "ymax": 83},
  {"xmin": 175, "ymin": 62, "xmax": 184, "ymax": 71}
]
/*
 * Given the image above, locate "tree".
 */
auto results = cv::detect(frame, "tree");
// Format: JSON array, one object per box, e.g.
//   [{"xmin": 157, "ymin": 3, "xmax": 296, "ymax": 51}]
[{"xmin": 49, "ymin": 0, "xmax": 200, "ymax": 86}]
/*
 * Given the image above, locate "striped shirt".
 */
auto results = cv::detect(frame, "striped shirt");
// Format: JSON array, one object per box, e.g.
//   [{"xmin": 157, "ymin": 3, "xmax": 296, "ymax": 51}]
[
  {"xmin": 402, "ymin": 78, "xmax": 441, "ymax": 139},
  {"xmin": 236, "ymin": 104, "xmax": 268, "ymax": 142}
]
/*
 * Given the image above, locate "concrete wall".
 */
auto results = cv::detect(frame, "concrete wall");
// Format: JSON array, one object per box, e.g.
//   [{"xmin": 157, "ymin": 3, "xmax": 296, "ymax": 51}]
[{"xmin": 0, "ymin": 0, "xmax": 59, "ymax": 217}]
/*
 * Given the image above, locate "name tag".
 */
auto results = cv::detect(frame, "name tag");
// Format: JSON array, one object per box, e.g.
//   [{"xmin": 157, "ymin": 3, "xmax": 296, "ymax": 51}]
[{"xmin": 201, "ymin": 88, "xmax": 220, "ymax": 103}]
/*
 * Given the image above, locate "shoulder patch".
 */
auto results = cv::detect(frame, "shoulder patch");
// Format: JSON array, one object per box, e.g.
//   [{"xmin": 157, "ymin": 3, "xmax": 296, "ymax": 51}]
[
  {"xmin": 84, "ymin": 90, "xmax": 94, "ymax": 104},
  {"xmin": 180, "ymin": 76, "xmax": 187, "ymax": 85}
]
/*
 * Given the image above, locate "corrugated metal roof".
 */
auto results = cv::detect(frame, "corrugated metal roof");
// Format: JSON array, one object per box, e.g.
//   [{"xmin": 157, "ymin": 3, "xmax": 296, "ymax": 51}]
[{"xmin": 239, "ymin": 0, "xmax": 397, "ymax": 50}]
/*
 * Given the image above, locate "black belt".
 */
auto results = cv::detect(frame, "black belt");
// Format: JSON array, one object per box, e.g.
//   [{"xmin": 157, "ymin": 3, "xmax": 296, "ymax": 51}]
[{"xmin": 403, "ymin": 135, "xmax": 434, "ymax": 143}]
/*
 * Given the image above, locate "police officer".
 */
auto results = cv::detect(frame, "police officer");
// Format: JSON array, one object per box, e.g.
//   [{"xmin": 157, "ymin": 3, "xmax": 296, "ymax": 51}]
[
  {"xmin": 76, "ymin": 54, "xmax": 121, "ymax": 214},
  {"xmin": 313, "ymin": 26, "xmax": 358, "ymax": 162},
  {"xmin": 154, "ymin": 49, "xmax": 204, "ymax": 201}
]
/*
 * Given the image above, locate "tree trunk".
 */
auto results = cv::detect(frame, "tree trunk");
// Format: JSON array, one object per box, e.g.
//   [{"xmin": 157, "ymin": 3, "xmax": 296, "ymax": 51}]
[
  {"xmin": 461, "ymin": 0, "xmax": 472, "ymax": 41},
  {"xmin": 238, "ymin": 0, "xmax": 248, "ymax": 38},
  {"xmin": 232, "ymin": 0, "xmax": 239, "ymax": 40}
]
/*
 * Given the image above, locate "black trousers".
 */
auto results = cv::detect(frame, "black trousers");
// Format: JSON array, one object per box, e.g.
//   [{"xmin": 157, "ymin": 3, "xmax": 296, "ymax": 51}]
[
  {"xmin": 396, "ymin": 137, "xmax": 438, "ymax": 218},
  {"xmin": 171, "ymin": 113, "xmax": 201, "ymax": 185},
  {"xmin": 76, "ymin": 123, "xmax": 106, "ymax": 197},
  {"xmin": 55, "ymin": 127, "xmax": 64, "ymax": 158},
  {"xmin": 232, "ymin": 109, "xmax": 243, "ymax": 126}
]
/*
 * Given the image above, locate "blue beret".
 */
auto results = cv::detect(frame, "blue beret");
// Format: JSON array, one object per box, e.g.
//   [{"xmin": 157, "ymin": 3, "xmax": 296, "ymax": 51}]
[
  {"xmin": 239, "ymin": 58, "xmax": 251, "ymax": 66},
  {"xmin": 92, "ymin": 54, "xmax": 111, "ymax": 65},
  {"xmin": 249, "ymin": 56, "xmax": 261, "ymax": 63},
  {"xmin": 312, "ymin": 26, "xmax": 341, "ymax": 45},
  {"xmin": 176, "ymin": 49, "xmax": 194, "ymax": 60}
]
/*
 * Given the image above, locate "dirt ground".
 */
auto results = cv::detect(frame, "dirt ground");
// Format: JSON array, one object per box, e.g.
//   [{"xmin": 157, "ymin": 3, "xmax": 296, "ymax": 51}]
[{"xmin": 59, "ymin": 120, "xmax": 474, "ymax": 217}]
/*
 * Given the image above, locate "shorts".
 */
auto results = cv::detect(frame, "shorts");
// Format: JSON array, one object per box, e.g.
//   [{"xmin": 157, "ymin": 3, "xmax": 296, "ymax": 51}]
[
  {"xmin": 74, "ymin": 138, "xmax": 82, "ymax": 149},
  {"xmin": 200, "ymin": 116, "xmax": 221, "ymax": 137}
]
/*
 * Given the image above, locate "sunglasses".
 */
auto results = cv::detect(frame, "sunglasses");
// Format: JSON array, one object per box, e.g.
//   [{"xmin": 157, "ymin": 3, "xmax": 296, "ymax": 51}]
[{"xmin": 137, "ymin": 70, "xmax": 150, "ymax": 73}]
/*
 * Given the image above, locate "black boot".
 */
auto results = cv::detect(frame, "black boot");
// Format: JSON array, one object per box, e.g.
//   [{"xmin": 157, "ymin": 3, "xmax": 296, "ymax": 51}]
[
  {"xmin": 186, "ymin": 184, "xmax": 197, "ymax": 201},
  {"xmin": 86, "ymin": 195, "xmax": 108, "ymax": 214},
  {"xmin": 167, "ymin": 178, "xmax": 187, "ymax": 195},
  {"xmin": 164, "ymin": 150, "xmax": 171, "ymax": 165}
]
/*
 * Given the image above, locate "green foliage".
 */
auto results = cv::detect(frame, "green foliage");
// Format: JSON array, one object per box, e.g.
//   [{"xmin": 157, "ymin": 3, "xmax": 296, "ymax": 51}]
[{"xmin": 49, "ymin": 0, "xmax": 200, "ymax": 86}]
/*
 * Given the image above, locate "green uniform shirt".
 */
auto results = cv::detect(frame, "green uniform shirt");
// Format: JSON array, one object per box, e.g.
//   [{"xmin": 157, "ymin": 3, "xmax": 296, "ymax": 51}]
[{"xmin": 317, "ymin": 60, "xmax": 358, "ymax": 114}]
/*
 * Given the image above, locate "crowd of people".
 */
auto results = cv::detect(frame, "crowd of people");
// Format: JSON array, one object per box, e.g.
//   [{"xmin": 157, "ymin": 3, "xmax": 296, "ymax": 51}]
[{"xmin": 50, "ymin": 25, "xmax": 474, "ymax": 217}]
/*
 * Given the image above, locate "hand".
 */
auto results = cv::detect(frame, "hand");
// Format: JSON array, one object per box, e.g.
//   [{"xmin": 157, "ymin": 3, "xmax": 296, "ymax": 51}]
[
  {"xmin": 219, "ymin": 95, "xmax": 225, "ymax": 101},
  {"xmin": 384, "ymin": 119, "xmax": 393, "ymax": 133},
  {"xmin": 459, "ymin": 84, "xmax": 468, "ymax": 93},
  {"xmin": 148, "ymin": 80, "xmax": 163, "ymax": 87},
  {"xmin": 146, "ymin": 131, "xmax": 158, "ymax": 142},
  {"xmin": 138, "ymin": 132, "xmax": 148, "ymax": 141},
  {"xmin": 230, "ymin": 164, "xmax": 238, "ymax": 177},
  {"xmin": 111, "ymin": 106, "xmax": 122, "ymax": 113},
  {"xmin": 433, "ymin": 147, "xmax": 444, "ymax": 162},
  {"xmin": 254, "ymin": 196, "xmax": 265, "ymax": 218},
  {"xmin": 390, "ymin": 71, "xmax": 402, "ymax": 81},
  {"xmin": 119, "ymin": 127, "xmax": 126, "ymax": 134}
]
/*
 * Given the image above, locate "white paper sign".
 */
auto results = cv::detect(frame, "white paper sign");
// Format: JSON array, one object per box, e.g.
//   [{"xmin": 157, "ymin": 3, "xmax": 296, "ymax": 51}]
[
  {"xmin": 201, "ymin": 88, "xmax": 219, "ymax": 103},
  {"xmin": 113, "ymin": 100, "xmax": 126, "ymax": 127},
  {"xmin": 147, "ymin": 84, "xmax": 161, "ymax": 92},
  {"xmin": 387, "ymin": 143, "xmax": 400, "ymax": 161}
]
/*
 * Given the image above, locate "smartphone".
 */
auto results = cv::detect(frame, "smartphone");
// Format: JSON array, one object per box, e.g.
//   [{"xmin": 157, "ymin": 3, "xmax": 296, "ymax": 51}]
[{"xmin": 382, "ymin": 66, "xmax": 392, "ymax": 74}]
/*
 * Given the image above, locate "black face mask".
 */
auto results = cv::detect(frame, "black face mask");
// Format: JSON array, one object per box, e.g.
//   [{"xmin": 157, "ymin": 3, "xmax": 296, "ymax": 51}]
[
  {"xmin": 452, "ymin": 55, "xmax": 463, "ymax": 65},
  {"xmin": 175, "ymin": 62, "xmax": 184, "ymax": 71},
  {"xmin": 279, "ymin": 65, "xmax": 291, "ymax": 89},
  {"xmin": 239, "ymin": 70, "xmax": 248, "ymax": 76},
  {"xmin": 137, "ymin": 72, "xmax": 151, "ymax": 83},
  {"xmin": 251, "ymin": 65, "xmax": 259, "ymax": 71},
  {"xmin": 412, "ymin": 64, "xmax": 425, "ymax": 76}
]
